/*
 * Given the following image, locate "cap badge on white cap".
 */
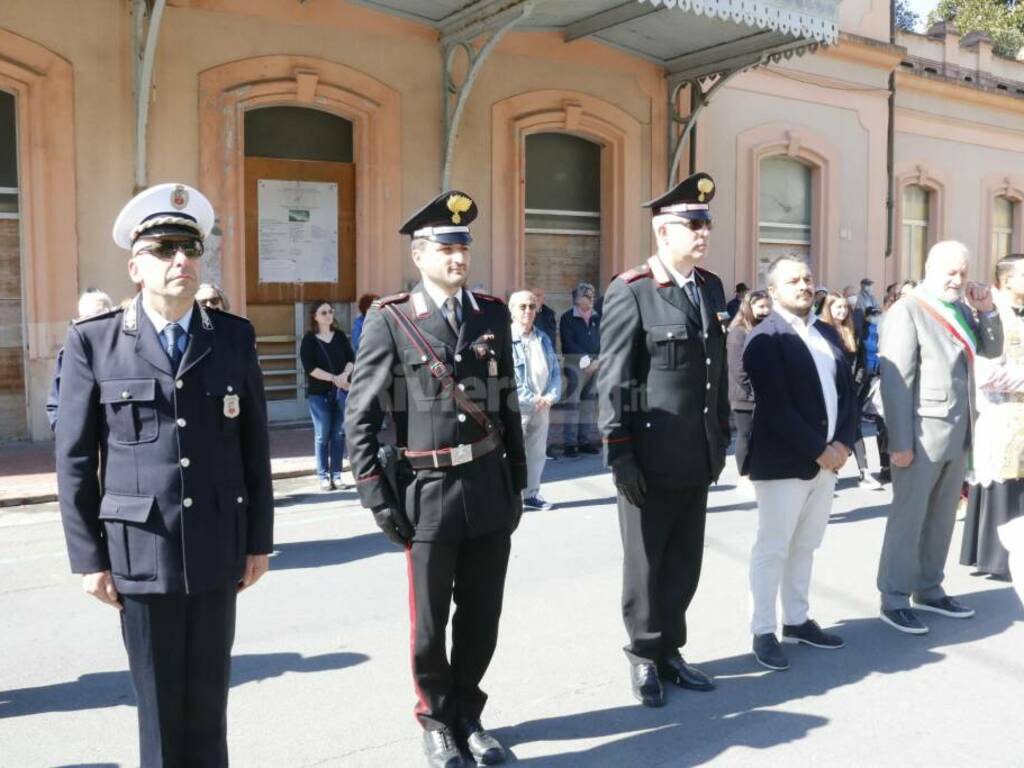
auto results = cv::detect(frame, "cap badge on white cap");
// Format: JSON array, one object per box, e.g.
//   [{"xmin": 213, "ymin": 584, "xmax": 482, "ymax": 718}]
[{"xmin": 170, "ymin": 185, "xmax": 189, "ymax": 210}]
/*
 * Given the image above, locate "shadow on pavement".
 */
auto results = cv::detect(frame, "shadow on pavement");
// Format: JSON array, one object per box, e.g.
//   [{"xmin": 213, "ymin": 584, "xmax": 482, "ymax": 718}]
[
  {"xmin": 828, "ymin": 503, "xmax": 890, "ymax": 525},
  {"xmin": 0, "ymin": 651, "xmax": 368, "ymax": 720},
  {"xmin": 274, "ymin": 489, "xmax": 357, "ymax": 509},
  {"xmin": 551, "ymin": 496, "xmax": 617, "ymax": 511},
  {"xmin": 499, "ymin": 587, "xmax": 1022, "ymax": 766},
  {"xmin": 271, "ymin": 533, "xmax": 397, "ymax": 571}
]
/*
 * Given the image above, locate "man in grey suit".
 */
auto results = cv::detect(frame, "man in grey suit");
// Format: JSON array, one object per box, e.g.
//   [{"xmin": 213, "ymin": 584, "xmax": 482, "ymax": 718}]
[{"xmin": 877, "ymin": 241, "xmax": 1003, "ymax": 633}]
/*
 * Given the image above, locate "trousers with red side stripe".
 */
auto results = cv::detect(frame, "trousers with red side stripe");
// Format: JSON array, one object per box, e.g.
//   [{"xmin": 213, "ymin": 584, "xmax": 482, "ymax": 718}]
[{"xmin": 406, "ymin": 529, "xmax": 511, "ymax": 729}]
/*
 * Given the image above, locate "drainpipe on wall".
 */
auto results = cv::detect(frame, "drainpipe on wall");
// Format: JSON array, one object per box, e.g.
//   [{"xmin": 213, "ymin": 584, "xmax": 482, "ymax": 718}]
[{"xmin": 886, "ymin": 0, "xmax": 897, "ymax": 271}]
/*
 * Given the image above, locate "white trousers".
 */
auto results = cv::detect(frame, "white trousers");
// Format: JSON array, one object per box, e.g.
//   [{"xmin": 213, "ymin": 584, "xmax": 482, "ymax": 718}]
[
  {"xmin": 520, "ymin": 406, "xmax": 550, "ymax": 499},
  {"xmin": 749, "ymin": 469, "xmax": 837, "ymax": 635}
]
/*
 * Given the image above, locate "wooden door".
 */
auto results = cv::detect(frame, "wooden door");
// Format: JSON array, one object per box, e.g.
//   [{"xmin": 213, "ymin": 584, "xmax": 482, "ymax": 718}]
[{"xmin": 243, "ymin": 158, "xmax": 355, "ymax": 422}]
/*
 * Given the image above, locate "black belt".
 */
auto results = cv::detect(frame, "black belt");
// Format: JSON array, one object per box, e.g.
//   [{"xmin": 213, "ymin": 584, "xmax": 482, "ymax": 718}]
[{"xmin": 401, "ymin": 432, "xmax": 502, "ymax": 470}]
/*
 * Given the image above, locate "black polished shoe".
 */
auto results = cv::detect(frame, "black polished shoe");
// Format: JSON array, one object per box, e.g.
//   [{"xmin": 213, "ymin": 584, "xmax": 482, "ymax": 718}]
[
  {"xmin": 753, "ymin": 633, "xmax": 789, "ymax": 671},
  {"xmin": 563, "ymin": 446, "xmax": 579, "ymax": 458},
  {"xmin": 458, "ymin": 718, "xmax": 506, "ymax": 766},
  {"xmin": 658, "ymin": 652, "xmax": 716, "ymax": 691},
  {"xmin": 630, "ymin": 662, "xmax": 664, "ymax": 707},
  {"xmin": 423, "ymin": 727, "xmax": 463, "ymax": 768},
  {"xmin": 578, "ymin": 443, "xmax": 601, "ymax": 454}
]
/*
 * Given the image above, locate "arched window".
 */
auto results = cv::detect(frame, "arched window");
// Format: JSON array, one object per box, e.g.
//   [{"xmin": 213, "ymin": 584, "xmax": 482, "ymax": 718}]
[
  {"xmin": 524, "ymin": 132, "xmax": 601, "ymax": 314},
  {"xmin": 0, "ymin": 89, "xmax": 26, "ymax": 440},
  {"xmin": 758, "ymin": 155, "xmax": 812, "ymax": 286},
  {"xmin": 902, "ymin": 184, "xmax": 931, "ymax": 279},
  {"xmin": 993, "ymin": 195, "xmax": 1016, "ymax": 263}
]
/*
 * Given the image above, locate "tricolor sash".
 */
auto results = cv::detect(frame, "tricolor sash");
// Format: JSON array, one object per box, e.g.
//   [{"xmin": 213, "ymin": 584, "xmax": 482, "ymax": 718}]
[{"xmin": 911, "ymin": 286, "xmax": 977, "ymax": 364}]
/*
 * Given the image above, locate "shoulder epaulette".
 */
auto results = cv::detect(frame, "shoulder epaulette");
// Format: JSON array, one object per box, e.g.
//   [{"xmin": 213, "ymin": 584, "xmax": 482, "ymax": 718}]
[
  {"xmin": 373, "ymin": 292, "xmax": 410, "ymax": 309},
  {"xmin": 621, "ymin": 265, "xmax": 652, "ymax": 283},
  {"xmin": 472, "ymin": 291, "xmax": 503, "ymax": 304},
  {"xmin": 73, "ymin": 308, "xmax": 121, "ymax": 325}
]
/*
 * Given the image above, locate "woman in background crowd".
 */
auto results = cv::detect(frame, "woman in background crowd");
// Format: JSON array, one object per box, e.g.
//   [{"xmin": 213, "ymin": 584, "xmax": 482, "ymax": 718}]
[
  {"xmin": 727, "ymin": 289, "xmax": 771, "ymax": 480},
  {"xmin": 300, "ymin": 300, "xmax": 355, "ymax": 491},
  {"xmin": 821, "ymin": 292, "xmax": 884, "ymax": 490}
]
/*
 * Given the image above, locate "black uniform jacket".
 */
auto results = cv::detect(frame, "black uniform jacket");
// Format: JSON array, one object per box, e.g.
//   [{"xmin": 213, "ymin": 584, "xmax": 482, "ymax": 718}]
[
  {"xmin": 345, "ymin": 284, "xmax": 527, "ymax": 542},
  {"xmin": 55, "ymin": 296, "xmax": 274, "ymax": 595},
  {"xmin": 597, "ymin": 256, "xmax": 731, "ymax": 487}
]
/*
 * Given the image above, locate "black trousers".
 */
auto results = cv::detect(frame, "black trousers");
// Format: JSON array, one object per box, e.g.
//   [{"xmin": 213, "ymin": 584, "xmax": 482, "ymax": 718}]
[
  {"xmin": 120, "ymin": 589, "xmax": 237, "ymax": 768},
  {"xmin": 406, "ymin": 529, "xmax": 511, "ymax": 731},
  {"xmin": 618, "ymin": 484, "xmax": 708, "ymax": 665}
]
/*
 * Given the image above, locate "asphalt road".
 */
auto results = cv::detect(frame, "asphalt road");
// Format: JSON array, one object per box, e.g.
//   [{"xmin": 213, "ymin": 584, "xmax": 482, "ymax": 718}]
[{"xmin": 2, "ymin": 442, "xmax": 1023, "ymax": 767}]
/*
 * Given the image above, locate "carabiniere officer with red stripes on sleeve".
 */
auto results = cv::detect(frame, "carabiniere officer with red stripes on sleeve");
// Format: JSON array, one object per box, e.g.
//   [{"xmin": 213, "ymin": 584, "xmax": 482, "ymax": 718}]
[
  {"xmin": 596, "ymin": 172, "xmax": 731, "ymax": 708},
  {"xmin": 344, "ymin": 190, "xmax": 526, "ymax": 768}
]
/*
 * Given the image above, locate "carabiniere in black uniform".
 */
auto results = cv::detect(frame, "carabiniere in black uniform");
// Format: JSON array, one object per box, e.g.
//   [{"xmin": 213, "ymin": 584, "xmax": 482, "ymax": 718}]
[
  {"xmin": 344, "ymin": 190, "xmax": 526, "ymax": 768},
  {"xmin": 597, "ymin": 172, "xmax": 730, "ymax": 707}
]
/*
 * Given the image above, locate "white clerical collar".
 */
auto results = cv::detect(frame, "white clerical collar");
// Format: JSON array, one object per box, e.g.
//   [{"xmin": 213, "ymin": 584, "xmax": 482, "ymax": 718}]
[
  {"xmin": 775, "ymin": 303, "xmax": 815, "ymax": 329},
  {"xmin": 141, "ymin": 295, "xmax": 193, "ymax": 336},
  {"xmin": 660, "ymin": 258, "xmax": 696, "ymax": 289},
  {"xmin": 421, "ymin": 280, "xmax": 462, "ymax": 312}
]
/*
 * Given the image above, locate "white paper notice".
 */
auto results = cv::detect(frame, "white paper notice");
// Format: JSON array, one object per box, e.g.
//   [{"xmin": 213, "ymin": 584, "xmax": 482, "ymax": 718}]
[{"xmin": 257, "ymin": 179, "xmax": 339, "ymax": 284}]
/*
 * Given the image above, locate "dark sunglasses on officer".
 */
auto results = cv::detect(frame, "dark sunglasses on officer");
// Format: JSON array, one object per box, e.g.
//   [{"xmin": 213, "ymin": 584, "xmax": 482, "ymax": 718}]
[
  {"xmin": 673, "ymin": 218, "xmax": 713, "ymax": 233},
  {"xmin": 135, "ymin": 238, "xmax": 205, "ymax": 260}
]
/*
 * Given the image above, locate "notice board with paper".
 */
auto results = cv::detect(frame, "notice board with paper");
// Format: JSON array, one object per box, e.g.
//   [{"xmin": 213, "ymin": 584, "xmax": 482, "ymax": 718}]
[
  {"xmin": 244, "ymin": 157, "xmax": 356, "ymax": 304},
  {"xmin": 257, "ymin": 179, "xmax": 338, "ymax": 284}
]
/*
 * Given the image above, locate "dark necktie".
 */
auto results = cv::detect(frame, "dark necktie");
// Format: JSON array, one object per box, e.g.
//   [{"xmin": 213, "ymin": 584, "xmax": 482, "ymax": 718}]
[
  {"xmin": 162, "ymin": 322, "xmax": 186, "ymax": 370},
  {"xmin": 684, "ymin": 280, "xmax": 701, "ymax": 313},
  {"xmin": 443, "ymin": 297, "xmax": 462, "ymax": 336}
]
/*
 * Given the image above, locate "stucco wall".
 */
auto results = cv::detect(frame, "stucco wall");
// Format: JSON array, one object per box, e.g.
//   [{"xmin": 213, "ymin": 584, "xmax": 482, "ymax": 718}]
[{"xmin": 0, "ymin": 0, "xmax": 134, "ymax": 302}]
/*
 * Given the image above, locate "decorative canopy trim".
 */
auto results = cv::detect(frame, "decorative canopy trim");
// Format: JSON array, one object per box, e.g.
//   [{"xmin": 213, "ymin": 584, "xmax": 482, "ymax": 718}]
[{"xmin": 643, "ymin": 0, "xmax": 839, "ymax": 46}]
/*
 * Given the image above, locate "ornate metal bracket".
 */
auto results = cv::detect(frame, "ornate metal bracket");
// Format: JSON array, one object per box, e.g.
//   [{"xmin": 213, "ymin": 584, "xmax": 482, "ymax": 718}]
[
  {"xmin": 441, "ymin": 1, "xmax": 533, "ymax": 190},
  {"xmin": 133, "ymin": 0, "xmax": 166, "ymax": 192}
]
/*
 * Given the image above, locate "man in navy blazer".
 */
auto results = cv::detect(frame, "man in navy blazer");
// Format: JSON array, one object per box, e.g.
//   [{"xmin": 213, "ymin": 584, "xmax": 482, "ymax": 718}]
[{"xmin": 742, "ymin": 256, "xmax": 858, "ymax": 671}]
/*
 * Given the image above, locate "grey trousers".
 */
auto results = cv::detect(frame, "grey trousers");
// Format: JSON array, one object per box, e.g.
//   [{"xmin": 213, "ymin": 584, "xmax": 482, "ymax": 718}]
[{"xmin": 877, "ymin": 450, "xmax": 968, "ymax": 610}]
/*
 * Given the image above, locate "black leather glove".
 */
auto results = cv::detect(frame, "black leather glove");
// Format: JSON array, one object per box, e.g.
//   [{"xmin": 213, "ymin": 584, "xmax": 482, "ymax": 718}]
[
  {"xmin": 510, "ymin": 494, "xmax": 524, "ymax": 533},
  {"xmin": 372, "ymin": 505, "xmax": 414, "ymax": 547},
  {"xmin": 611, "ymin": 455, "xmax": 647, "ymax": 508}
]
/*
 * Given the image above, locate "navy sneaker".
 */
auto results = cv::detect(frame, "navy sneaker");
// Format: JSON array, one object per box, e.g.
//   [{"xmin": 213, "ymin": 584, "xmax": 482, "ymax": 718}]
[
  {"xmin": 880, "ymin": 608, "xmax": 929, "ymax": 634},
  {"xmin": 523, "ymin": 495, "xmax": 553, "ymax": 511},
  {"xmin": 753, "ymin": 633, "xmax": 789, "ymax": 671},
  {"xmin": 913, "ymin": 596, "xmax": 975, "ymax": 618},
  {"xmin": 782, "ymin": 619, "xmax": 845, "ymax": 649}
]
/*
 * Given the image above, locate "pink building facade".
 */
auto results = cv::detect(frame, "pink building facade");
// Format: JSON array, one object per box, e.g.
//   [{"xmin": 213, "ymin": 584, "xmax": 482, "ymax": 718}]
[{"xmin": 1, "ymin": 0, "xmax": 1022, "ymax": 440}]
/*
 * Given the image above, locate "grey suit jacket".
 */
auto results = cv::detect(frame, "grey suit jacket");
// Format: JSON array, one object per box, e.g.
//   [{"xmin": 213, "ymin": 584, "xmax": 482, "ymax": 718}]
[{"xmin": 879, "ymin": 294, "xmax": 1003, "ymax": 462}]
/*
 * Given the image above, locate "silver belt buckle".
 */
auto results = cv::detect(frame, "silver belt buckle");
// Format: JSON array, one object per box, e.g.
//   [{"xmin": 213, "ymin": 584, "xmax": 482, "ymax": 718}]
[{"xmin": 450, "ymin": 444, "xmax": 473, "ymax": 466}]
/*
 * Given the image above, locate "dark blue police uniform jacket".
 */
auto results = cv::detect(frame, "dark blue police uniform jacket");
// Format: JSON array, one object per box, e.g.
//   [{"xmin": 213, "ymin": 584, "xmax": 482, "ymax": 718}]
[
  {"xmin": 741, "ymin": 310, "xmax": 859, "ymax": 481},
  {"xmin": 56, "ymin": 296, "xmax": 274, "ymax": 594}
]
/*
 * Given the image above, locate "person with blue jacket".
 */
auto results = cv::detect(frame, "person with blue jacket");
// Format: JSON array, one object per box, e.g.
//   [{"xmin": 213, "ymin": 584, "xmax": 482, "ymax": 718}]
[{"xmin": 510, "ymin": 290, "xmax": 561, "ymax": 510}]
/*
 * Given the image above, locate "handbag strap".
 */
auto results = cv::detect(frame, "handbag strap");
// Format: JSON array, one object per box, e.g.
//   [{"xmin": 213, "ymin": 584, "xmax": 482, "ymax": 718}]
[{"xmin": 383, "ymin": 303, "xmax": 497, "ymax": 436}]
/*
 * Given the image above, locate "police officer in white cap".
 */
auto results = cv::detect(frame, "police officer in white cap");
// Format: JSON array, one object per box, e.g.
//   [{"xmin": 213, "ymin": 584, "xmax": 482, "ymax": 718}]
[{"xmin": 56, "ymin": 183, "xmax": 274, "ymax": 767}]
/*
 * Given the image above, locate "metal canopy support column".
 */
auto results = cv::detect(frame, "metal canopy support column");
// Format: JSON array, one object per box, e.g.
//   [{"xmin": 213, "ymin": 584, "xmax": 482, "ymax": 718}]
[
  {"xmin": 667, "ymin": 65, "xmax": 748, "ymax": 188},
  {"xmin": 133, "ymin": 0, "xmax": 166, "ymax": 192},
  {"xmin": 441, "ymin": 1, "xmax": 532, "ymax": 189}
]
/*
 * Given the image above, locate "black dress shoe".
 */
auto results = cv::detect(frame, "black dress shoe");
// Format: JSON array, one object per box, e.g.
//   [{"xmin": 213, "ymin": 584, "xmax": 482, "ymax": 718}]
[
  {"xmin": 658, "ymin": 652, "xmax": 716, "ymax": 691},
  {"xmin": 563, "ymin": 446, "xmax": 579, "ymax": 458},
  {"xmin": 423, "ymin": 727, "xmax": 463, "ymax": 768},
  {"xmin": 630, "ymin": 662, "xmax": 664, "ymax": 707},
  {"xmin": 579, "ymin": 443, "xmax": 601, "ymax": 454},
  {"xmin": 458, "ymin": 718, "xmax": 506, "ymax": 766}
]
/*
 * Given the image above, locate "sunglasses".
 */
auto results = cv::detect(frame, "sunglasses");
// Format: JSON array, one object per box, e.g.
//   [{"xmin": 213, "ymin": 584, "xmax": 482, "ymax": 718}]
[
  {"xmin": 670, "ymin": 219, "xmax": 713, "ymax": 233},
  {"xmin": 136, "ymin": 240, "xmax": 205, "ymax": 260},
  {"xmin": 515, "ymin": 303, "xmax": 537, "ymax": 310},
  {"xmin": 201, "ymin": 298, "xmax": 223, "ymax": 309}
]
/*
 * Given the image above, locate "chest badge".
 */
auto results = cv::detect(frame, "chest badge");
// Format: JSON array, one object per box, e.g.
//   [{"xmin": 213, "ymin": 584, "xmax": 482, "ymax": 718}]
[{"xmin": 223, "ymin": 393, "xmax": 241, "ymax": 419}]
